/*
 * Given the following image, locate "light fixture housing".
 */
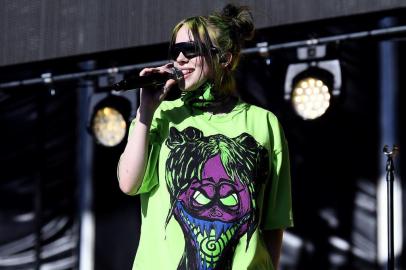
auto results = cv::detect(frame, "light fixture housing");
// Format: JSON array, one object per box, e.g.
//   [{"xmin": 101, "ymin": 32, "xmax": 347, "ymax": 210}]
[{"xmin": 284, "ymin": 59, "xmax": 341, "ymax": 120}]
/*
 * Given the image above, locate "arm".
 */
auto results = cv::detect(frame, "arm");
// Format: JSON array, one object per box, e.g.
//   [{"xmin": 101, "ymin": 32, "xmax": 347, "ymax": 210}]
[
  {"xmin": 263, "ymin": 229, "xmax": 284, "ymax": 269},
  {"xmin": 117, "ymin": 105, "xmax": 154, "ymax": 194},
  {"xmin": 117, "ymin": 64, "xmax": 176, "ymax": 194}
]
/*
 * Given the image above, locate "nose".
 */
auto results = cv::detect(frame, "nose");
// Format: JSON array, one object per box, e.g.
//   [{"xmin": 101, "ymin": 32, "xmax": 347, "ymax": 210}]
[
  {"xmin": 209, "ymin": 206, "xmax": 223, "ymax": 218},
  {"xmin": 176, "ymin": 52, "xmax": 189, "ymax": 64}
]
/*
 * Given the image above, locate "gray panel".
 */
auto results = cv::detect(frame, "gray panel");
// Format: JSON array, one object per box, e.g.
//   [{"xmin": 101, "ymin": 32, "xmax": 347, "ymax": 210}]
[{"xmin": 1, "ymin": 0, "xmax": 406, "ymax": 66}]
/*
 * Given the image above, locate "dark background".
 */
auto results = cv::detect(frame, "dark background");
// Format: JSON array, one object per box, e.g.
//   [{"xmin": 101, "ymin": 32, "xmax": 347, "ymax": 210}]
[
  {"xmin": 1, "ymin": 0, "xmax": 406, "ymax": 67},
  {"xmin": 0, "ymin": 1, "xmax": 405, "ymax": 270}
]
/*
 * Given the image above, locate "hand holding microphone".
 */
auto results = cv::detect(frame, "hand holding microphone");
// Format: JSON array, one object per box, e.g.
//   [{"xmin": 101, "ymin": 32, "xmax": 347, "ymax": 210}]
[
  {"xmin": 110, "ymin": 63, "xmax": 184, "ymax": 92},
  {"xmin": 111, "ymin": 63, "xmax": 184, "ymax": 114}
]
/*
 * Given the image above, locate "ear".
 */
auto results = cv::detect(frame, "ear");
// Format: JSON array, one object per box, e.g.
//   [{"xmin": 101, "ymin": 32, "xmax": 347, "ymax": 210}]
[{"xmin": 220, "ymin": 52, "xmax": 233, "ymax": 69}]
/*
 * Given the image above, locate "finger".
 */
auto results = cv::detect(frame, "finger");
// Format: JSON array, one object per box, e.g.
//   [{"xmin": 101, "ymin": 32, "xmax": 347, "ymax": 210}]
[
  {"xmin": 139, "ymin": 68, "xmax": 152, "ymax": 76},
  {"xmin": 164, "ymin": 62, "xmax": 174, "ymax": 69},
  {"xmin": 158, "ymin": 85, "xmax": 170, "ymax": 100},
  {"xmin": 155, "ymin": 63, "xmax": 175, "ymax": 74},
  {"xmin": 140, "ymin": 67, "xmax": 162, "ymax": 76},
  {"xmin": 158, "ymin": 79, "xmax": 177, "ymax": 100},
  {"xmin": 165, "ymin": 79, "xmax": 176, "ymax": 88}
]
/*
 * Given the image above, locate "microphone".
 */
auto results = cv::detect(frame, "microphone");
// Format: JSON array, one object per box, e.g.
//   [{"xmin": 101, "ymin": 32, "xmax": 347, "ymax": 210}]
[{"xmin": 109, "ymin": 67, "xmax": 184, "ymax": 91}]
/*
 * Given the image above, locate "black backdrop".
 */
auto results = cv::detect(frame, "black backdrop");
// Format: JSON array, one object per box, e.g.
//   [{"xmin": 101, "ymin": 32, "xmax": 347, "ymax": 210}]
[
  {"xmin": 1, "ymin": 0, "xmax": 406, "ymax": 67},
  {"xmin": 0, "ymin": 8, "xmax": 405, "ymax": 270}
]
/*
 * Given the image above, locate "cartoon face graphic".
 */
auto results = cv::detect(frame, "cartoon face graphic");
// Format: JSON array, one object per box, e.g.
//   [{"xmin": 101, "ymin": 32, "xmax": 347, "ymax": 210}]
[
  {"xmin": 179, "ymin": 154, "xmax": 251, "ymax": 229},
  {"xmin": 165, "ymin": 127, "xmax": 269, "ymax": 270}
]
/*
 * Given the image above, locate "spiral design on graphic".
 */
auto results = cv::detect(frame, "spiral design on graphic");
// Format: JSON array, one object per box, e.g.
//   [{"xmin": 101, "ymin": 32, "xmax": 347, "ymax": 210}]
[{"xmin": 199, "ymin": 235, "xmax": 226, "ymax": 261}]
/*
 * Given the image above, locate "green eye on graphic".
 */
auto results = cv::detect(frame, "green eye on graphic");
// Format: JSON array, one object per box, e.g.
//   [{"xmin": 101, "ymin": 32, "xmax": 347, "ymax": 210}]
[
  {"xmin": 193, "ymin": 190, "xmax": 211, "ymax": 205},
  {"xmin": 220, "ymin": 193, "xmax": 238, "ymax": 206}
]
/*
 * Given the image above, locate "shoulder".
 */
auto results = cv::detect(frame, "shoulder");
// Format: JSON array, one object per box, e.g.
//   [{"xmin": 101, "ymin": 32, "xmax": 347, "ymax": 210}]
[
  {"xmin": 241, "ymin": 101, "xmax": 280, "ymax": 125},
  {"xmin": 239, "ymin": 101, "xmax": 286, "ymax": 149}
]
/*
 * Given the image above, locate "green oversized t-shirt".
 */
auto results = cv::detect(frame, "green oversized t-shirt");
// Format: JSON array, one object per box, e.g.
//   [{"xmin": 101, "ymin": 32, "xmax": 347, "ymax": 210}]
[{"xmin": 128, "ymin": 97, "xmax": 293, "ymax": 270}]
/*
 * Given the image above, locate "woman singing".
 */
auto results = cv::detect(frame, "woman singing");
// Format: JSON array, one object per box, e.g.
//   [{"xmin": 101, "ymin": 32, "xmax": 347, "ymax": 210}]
[{"xmin": 117, "ymin": 4, "xmax": 293, "ymax": 270}]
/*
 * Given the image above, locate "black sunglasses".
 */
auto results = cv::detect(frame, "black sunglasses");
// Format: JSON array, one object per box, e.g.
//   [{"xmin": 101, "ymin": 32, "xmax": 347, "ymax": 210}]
[{"xmin": 169, "ymin": 42, "xmax": 219, "ymax": 60}]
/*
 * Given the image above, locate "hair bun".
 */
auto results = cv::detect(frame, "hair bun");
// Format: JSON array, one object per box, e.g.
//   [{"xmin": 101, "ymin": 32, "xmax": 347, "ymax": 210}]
[
  {"xmin": 221, "ymin": 4, "xmax": 254, "ymax": 41},
  {"xmin": 221, "ymin": 4, "xmax": 240, "ymax": 18}
]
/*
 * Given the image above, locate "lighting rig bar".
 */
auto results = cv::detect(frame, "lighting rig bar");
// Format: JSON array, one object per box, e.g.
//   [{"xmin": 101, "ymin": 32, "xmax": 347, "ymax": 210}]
[{"xmin": 1, "ymin": 25, "xmax": 406, "ymax": 90}]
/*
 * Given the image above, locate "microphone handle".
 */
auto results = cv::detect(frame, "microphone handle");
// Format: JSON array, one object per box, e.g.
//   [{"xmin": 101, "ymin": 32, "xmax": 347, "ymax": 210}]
[{"xmin": 110, "ymin": 73, "xmax": 172, "ymax": 91}]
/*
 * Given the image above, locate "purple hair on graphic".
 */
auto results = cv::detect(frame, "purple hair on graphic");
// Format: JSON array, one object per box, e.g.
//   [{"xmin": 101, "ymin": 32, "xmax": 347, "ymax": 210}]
[{"xmin": 165, "ymin": 127, "xmax": 269, "ymax": 270}]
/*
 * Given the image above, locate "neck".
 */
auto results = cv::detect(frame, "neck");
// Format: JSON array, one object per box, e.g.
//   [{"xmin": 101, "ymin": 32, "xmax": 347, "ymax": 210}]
[
  {"xmin": 182, "ymin": 82, "xmax": 238, "ymax": 114},
  {"xmin": 204, "ymin": 96, "xmax": 238, "ymax": 114}
]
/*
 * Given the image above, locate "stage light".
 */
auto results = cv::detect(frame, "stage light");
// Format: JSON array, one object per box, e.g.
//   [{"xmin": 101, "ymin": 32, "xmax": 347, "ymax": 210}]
[
  {"xmin": 90, "ymin": 94, "xmax": 132, "ymax": 147},
  {"xmin": 284, "ymin": 46, "xmax": 341, "ymax": 120},
  {"xmin": 291, "ymin": 77, "xmax": 331, "ymax": 120},
  {"xmin": 92, "ymin": 106, "xmax": 126, "ymax": 147}
]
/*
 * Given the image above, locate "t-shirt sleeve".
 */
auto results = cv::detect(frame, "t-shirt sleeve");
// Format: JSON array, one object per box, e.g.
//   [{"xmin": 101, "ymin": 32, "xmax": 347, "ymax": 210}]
[
  {"xmin": 119, "ymin": 106, "xmax": 165, "ymax": 195},
  {"xmin": 261, "ymin": 119, "xmax": 294, "ymax": 230}
]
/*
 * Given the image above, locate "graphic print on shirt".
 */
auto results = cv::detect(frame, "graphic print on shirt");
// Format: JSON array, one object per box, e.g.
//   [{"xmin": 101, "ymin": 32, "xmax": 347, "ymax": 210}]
[{"xmin": 165, "ymin": 127, "xmax": 269, "ymax": 270}]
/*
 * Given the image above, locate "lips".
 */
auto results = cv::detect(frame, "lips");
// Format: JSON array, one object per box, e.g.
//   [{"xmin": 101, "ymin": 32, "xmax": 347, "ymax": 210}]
[{"xmin": 181, "ymin": 69, "xmax": 194, "ymax": 78}]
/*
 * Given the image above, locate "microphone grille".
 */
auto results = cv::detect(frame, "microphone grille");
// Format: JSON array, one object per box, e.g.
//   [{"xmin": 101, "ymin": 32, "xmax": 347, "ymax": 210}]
[{"xmin": 171, "ymin": 67, "xmax": 184, "ymax": 82}]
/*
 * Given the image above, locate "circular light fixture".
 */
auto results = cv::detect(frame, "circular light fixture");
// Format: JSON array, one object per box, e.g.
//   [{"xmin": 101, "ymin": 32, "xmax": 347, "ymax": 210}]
[
  {"xmin": 92, "ymin": 106, "xmax": 127, "ymax": 147},
  {"xmin": 291, "ymin": 77, "xmax": 331, "ymax": 120},
  {"xmin": 90, "ymin": 95, "xmax": 131, "ymax": 147}
]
